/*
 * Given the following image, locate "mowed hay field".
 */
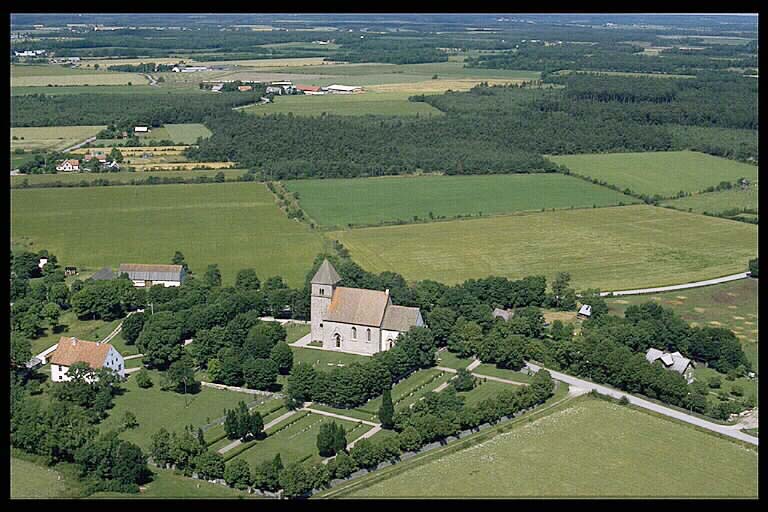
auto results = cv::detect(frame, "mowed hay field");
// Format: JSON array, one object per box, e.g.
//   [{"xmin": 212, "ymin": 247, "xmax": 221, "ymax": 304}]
[
  {"xmin": 606, "ymin": 278, "xmax": 759, "ymax": 370},
  {"xmin": 285, "ymin": 174, "xmax": 638, "ymax": 227},
  {"xmin": 11, "ymin": 125, "xmax": 106, "ymax": 152},
  {"xmin": 10, "ymin": 169, "xmax": 246, "ymax": 187},
  {"xmin": 330, "ymin": 205, "xmax": 758, "ymax": 291},
  {"xmin": 10, "ymin": 182, "xmax": 323, "ymax": 286},
  {"xmin": 137, "ymin": 123, "xmax": 213, "ymax": 144},
  {"xmin": 247, "ymin": 91, "xmax": 444, "ymax": 117},
  {"xmin": 11, "ymin": 72, "xmax": 148, "ymax": 87},
  {"xmin": 550, "ymin": 151, "xmax": 759, "ymax": 197},
  {"xmin": 333, "ymin": 398, "xmax": 757, "ymax": 498}
]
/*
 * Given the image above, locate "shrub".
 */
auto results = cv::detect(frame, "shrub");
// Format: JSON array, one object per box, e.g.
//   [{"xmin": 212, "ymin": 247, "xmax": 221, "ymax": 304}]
[{"xmin": 135, "ymin": 369, "xmax": 153, "ymax": 388}]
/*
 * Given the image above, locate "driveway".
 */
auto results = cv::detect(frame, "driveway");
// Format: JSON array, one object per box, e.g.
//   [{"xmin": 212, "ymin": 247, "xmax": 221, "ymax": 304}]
[
  {"xmin": 600, "ymin": 272, "xmax": 750, "ymax": 297},
  {"xmin": 526, "ymin": 362, "xmax": 758, "ymax": 446}
]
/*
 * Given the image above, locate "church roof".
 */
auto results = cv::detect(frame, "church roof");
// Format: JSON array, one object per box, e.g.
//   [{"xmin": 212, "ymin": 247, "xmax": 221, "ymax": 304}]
[
  {"xmin": 311, "ymin": 259, "xmax": 342, "ymax": 285},
  {"xmin": 325, "ymin": 286, "xmax": 389, "ymax": 327},
  {"xmin": 382, "ymin": 305, "xmax": 421, "ymax": 332}
]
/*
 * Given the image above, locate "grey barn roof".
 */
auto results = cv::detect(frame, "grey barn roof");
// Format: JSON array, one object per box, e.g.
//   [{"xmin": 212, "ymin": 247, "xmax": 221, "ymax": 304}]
[
  {"xmin": 90, "ymin": 267, "xmax": 115, "ymax": 281},
  {"xmin": 119, "ymin": 264, "xmax": 184, "ymax": 282},
  {"xmin": 645, "ymin": 348, "xmax": 693, "ymax": 375},
  {"xmin": 311, "ymin": 259, "xmax": 342, "ymax": 285},
  {"xmin": 493, "ymin": 308, "xmax": 512, "ymax": 321}
]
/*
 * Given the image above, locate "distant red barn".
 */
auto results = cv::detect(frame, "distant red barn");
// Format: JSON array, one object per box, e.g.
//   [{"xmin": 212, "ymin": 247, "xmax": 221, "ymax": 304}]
[{"xmin": 296, "ymin": 85, "xmax": 322, "ymax": 93}]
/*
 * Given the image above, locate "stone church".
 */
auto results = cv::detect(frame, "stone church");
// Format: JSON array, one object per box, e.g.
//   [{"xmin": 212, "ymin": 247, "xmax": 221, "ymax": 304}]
[{"xmin": 310, "ymin": 259, "xmax": 425, "ymax": 355}]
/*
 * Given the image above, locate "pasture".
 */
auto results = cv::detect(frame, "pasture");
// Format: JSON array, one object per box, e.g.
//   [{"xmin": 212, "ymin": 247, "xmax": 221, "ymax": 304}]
[
  {"xmin": 329, "ymin": 204, "xmax": 758, "ymax": 291},
  {"xmin": 11, "ymin": 84, "xmax": 186, "ymax": 96},
  {"xmin": 11, "ymin": 125, "xmax": 106, "ymax": 152},
  {"xmin": 11, "ymin": 457, "xmax": 75, "ymax": 498},
  {"xmin": 662, "ymin": 187, "xmax": 758, "ymax": 217},
  {"xmin": 99, "ymin": 369, "xmax": 274, "ymax": 450},
  {"xmin": 247, "ymin": 91, "xmax": 444, "ymax": 117},
  {"xmin": 27, "ymin": 311, "xmax": 125, "ymax": 355},
  {"xmin": 10, "ymin": 182, "xmax": 324, "ymax": 287},
  {"xmin": 285, "ymin": 174, "xmax": 637, "ymax": 228},
  {"xmin": 549, "ymin": 151, "xmax": 758, "ymax": 197},
  {"xmin": 606, "ymin": 278, "xmax": 759, "ymax": 370},
  {"xmin": 11, "ymin": 71, "xmax": 148, "ymax": 87},
  {"xmin": 136, "ymin": 123, "xmax": 213, "ymax": 144},
  {"xmin": 335, "ymin": 398, "xmax": 758, "ymax": 498}
]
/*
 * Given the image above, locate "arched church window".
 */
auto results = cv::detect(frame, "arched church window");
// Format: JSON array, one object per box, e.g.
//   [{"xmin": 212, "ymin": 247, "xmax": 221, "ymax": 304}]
[
  {"xmin": 367, "ymin": 328, "xmax": 371, "ymax": 341},
  {"xmin": 320, "ymin": 288, "xmax": 324, "ymax": 295},
  {"xmin": 352, "ymin": 327, "xmax": 357, "ymax": 339},
  {"xmin": 334, "ymin": 333, "xmax": 341, "ymax": 348}
]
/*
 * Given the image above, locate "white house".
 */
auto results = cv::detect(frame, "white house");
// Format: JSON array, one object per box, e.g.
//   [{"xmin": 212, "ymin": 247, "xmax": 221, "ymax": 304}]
[
  {"xmin": 38, "ymin": 257, "xmax": 48, "ymax": 270},
  {"xmin": 578, "ymin": 304, "xmax": 592, "ymax": 318},
  {"xmin": 310, "ymin": 259, "xmax": 425, "ymax": 355},
  {"xmin": 49, "ymin": 337, "xmax": 125, "ymax": 382},
  {"xmin": 134, "ymin": 126, "xmax": 149, "ymax": 133},
  {"xmin": 645, "ymin": 348, "xmax": 695, "ymax": 383},
  {"xmin": 119, "ymin": 263, "xmax": 185, "ymax": 288},
  {"xmin": 55, "ymin": 159, "xmax": 80, "ymax": 172}
]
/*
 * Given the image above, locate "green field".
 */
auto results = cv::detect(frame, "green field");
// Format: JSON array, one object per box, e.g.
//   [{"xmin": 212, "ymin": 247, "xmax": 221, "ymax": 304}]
[
  {"xmin": 11, "ymin": 84, "xmax": 203, "ymax": 96},
  {"xmin": 550, "ymin": 151, "xmax": 759, "ymax": 197},
  {"xmin": 274, "ymin": 61, "xmax": 541, "ymax": 81},
  {"xmin": 473, "ymin": 365, "xmax": 534, "ymax": 384},
  {"xmin": 99, "ymin": 370, "xmax": 271, "ymax": 450},
  {"xmin": 28, "ymin": 310, "xmax": 125, "ymax": 355},
  {"xmin": 606, "ymin": 278, "xmax": 759, "ymax": 371},
  {"xmin": 11, "ymin": 169, "xmax": 248, "ymax": 188},
  {"xmin": 457, "ymin": 380, "xmax": 512, "ymax": 406},
  {"xmin": 335, "ymin": 398, "xmax": 758, "ymax": 498},
  {"xmin": 285, "ymin": 174, "xmax": 638, "ymax": 227},
  {"xmin": 662, "ymin": 187, "xmax": 758, "ymax": 217},
  {"xmin": 11, "ymin": 125, "xmax": 106, "ymax": 152},
  {"xmin": 247, "ymin": 91, "xmax": 443, "ymax": 117},
  {"xmin": 138, "ymin": 123, "xmax": 213, "ymax": 144},
  {"xmin": 331, "ymin": 204, "xmax": 758, "ymax": 291},
  {"xmin": 291, "ymin": 346, "xmax": 370, "ymax": 370},
  {"xmin": 11, "ymin": 457, "xmax": 76, "ymax": 498},
  {"xmin": 12, "ymin": 72, "xmax": 148, "ymax": 87},
  {"xmin": 230, "ymin": 413, "xmax": 367, "ymax": 468},
  {"xmin": 11, "ymin": 182, "xmax": 324, "ymax": 287},
  {"xmin": 285, "ymin": 323, "xmax": 311, "ymax": 343}
]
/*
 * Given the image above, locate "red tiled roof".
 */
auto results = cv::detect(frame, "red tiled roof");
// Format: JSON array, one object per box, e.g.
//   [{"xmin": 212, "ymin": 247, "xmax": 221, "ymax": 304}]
[{"xmin": 49, "ymin": 337, "xmax": 112, "ymax": 369}]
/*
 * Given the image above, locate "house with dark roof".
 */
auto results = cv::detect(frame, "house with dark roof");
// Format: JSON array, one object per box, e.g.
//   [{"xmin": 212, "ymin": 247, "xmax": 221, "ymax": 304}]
[
  {"xmin": 118, "ymin": 263, "xmax": 185, "ymax": 288},
  {"xmin": 49, "ymin": 337, "xmax": 125, "ymax": 382},
  {"xmin": 310, "ymin": 259, "xmax": 425, "ymax": 355}
]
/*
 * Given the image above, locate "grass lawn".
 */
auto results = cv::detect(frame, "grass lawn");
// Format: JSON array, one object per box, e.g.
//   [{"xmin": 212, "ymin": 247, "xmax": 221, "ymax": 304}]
[
  {"xmin": 606, "ymin": 278, "xmax": 758, "ymax": 371},
  {"xmin": 457, "ymin": 380, "xmax": 512, "ymax": 406},
  {"xmin": 11, "ymin": 182, "xmax": 324, "ymax": 287},
  {"xmin": 89, "ymin": 466, "xmax": 256, "ymax": 499},
  {"xmin": 473, "ymin": 365, "xmax": 534, "ymax": 384},
  {"xmin": 137, "ymin": 123, "xmax": 213, "ymax": 144},
  {"xmin": 11, "ymin": 457, "xmax": 78, "ymax": 498},
  {"xmin": 291, "ymin": 346, "xmax": 370, "ymax": 370},
  {"xmin": 99, "ymin": 369, "xmax": 268, "ymax": 450},
  {"xmin": 692, "ymin": 367, "xmax": 757, "ymax": 405},
  {"xmin": 11, "ymin": 169, "xmax": 249, "ymax": 188},
  {"xmin": 28, "ymin": 311, "xmax": 124, "ymax": 355},
  {"xmin": 549, "ymin": 151, "xmax": 758, "ymax": 198},
  {"xmin": 331, "ymin": 204, "xmax": 757, "ymax": 291},
  {"xmin": 11, "ymin": 125, "xmax": 106, "ymax": 152},
  {"xmin": 358, "ymin": 368, "xmax": 449, "ymax": 415},
  {"xmin": 435, "ymin": 350, "xmax": 474, "ymax": 370},
  {"xmin": 285, "ymin": 174, "xmax": 637, "ymax": 228},
  {"xmin": 247, "ymin": 91, "xmax": 444, "ymax": 117},
  {"xmin": 335, "ymin": 397, "xmax": 758, "ymax": 498},
  {"xmin": 285, "ymin": 323, "xmax": 311, "ymax": 343},
  {"xmin": 662, "ymin": 187, "xmax": 758, "ymax": 217},
  {"xmin": 230, "ymin": 413, "xmax": 366, "ymax": 468}
]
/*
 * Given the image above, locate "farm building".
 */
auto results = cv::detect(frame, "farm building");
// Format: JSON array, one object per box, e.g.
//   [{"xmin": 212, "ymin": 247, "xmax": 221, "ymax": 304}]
[
  {"xmin": 38, "ymin": 257, "xmax": 48, "ymax": 269},
  {"xmin": 493, "ymin": 308, "xmax": 514, "ymax": 321},
  {"xmin": 84, "ymin": 153, "xmax": 107, "ymax": 163},
  {"xmin": 325, "ymin": 84, "xmax": 363, "ymax": 94},
  {"xmin": 49, "ymin": 337, "xmax": 125, "ymax": 382},
  {"xmin": 237, "ymin": 85, "xmax": 253, "ymax": 92},
  {"xmin": 578, "ymin": 304, "xmax": 592, "ymax": 318},
  {"xmin": 310, "ymin": 259, "xmax": 425, "ymax": 355},
  {"xmin": 297, "ymin": 84, "xmax": 322, "ymax": 93},
  {"xmin": 211, "ymin": 84, "xmax": 224, "ymax": 92},
  {"xmin": 134, "ymin": 126, "xmax": 149, "ymax": 133},
  {"xmin": 118, "ymin": 263, "xmax": 185, "ymax": 288},
  {"xmin": 64, "ymin": 266, "xmax": 78, "ymax": 276},
  {"xmin": 55, "ymin": 159, "xmax": 80, "ymax": 172},
  {"xmin": 89, "ymin": 267, "xmax": 115, "ymax": 281},
  {"xmin": 645, "ymin": 348, "xmax": 695, "ymax": 383}
]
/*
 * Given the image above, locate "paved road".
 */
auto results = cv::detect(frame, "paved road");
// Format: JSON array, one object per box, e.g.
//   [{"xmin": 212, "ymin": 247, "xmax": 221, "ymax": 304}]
[
  {"xmin": 526, "ymin": 362, "xmax": 759, "ymax": 446},
  {"xmin": 218, "ymin": 409, "xmax": 299, "ymax": 454},
  {"xmin": 62, "ymin": 136, "xmax": 97, "ymax": 153},
  {"xmin": 301, "ymin": 407, "xmax": 379, "ymax": 427},
  {"xmin": 200, "ymin": 381, "xmax": 281, "ymax": 397},
  {"xmin": 600, "ymin": 272, "xmax": 750, "ymax": 297}
]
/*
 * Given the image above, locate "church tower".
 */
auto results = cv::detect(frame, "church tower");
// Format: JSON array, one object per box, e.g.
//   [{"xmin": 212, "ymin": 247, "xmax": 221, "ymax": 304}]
[{"xmin": 310, "ymin": 259, "xmax": 341, "ymax": 342}]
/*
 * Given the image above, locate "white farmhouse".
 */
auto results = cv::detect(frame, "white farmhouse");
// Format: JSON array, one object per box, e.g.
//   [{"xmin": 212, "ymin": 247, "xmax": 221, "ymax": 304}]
[
  {"xmin": 49, "ymin": 337, "xmax": 125, "ymax": 382},
  {"xmin": 578, "ymin": 304, "xmax": 592, "ymax": 318},
  {"xmin": 310, "ymin": 259, "xmax": 425, "ymax": 355},
  {"xmin": 55, "ymin": 159, "xmax": 80, "ymax": 172},
  {"xmin": 119, "ymin": 263, "xmax": 186, "ymax": 288},
  {"xmin": 134, "ymin": 126, "xmax": 149, "ymax": 133}
]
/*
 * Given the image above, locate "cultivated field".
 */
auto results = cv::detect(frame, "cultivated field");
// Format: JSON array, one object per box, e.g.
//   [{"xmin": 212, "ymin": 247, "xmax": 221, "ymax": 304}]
[
  {"xmin": 286, "ymin": 174, "xmax": 638, "ymax": 228},
  {"xmin": 11, "ymin": 84, "xmax": 190, "ymax": 96},
  {"xmin": 247, "ymin": 91, "xmax": 444, "ymax": 117},
  {"xmin": 11, "ymin": 125, "xmax": 106, "ymax": 152},
  {"xmin": 11, "ymin": 72, "xmax": 148, "ymax": 87},
  {"xmin": 10, "ymin": 169, "xmax": 247, "ymax": 188},
  {"xmin": 550, "ymin": 151, "xmax": 759, "ymax": 197},
  {"xmin": 330, "ymin": 204, "xmax": 758, "ymax": 291},
  {"xmin": 10, "ymin": 182, "xmax": 324, "ymax": 287},
  {"xmin": 335, "ymin": 398, "xmax": 758, "ymax": 498},
  {"xmin": 606, "ymin": 278, "xmax": 759, "ymax": 370},
  {"xmin": 662, "ymin": 187, "xmax": 758, "ymax": 216}
]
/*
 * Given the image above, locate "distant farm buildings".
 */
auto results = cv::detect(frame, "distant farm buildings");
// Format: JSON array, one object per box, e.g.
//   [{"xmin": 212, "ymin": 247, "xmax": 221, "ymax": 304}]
[
  {"xmin": 326, "ymin": 84, "xmax": 363, "ymax": 94},
  {"xmin": 645, "ymin": 348, "xmax": 695, "ymax": 383},
  {"xmin": 55, "ymin": 159, "xmax": 80, "ymax": 172},
  {"xmin": 119, "ymin": 263, "xmax": 186, "ymax": 288},
  {"xmin": 134, "ymin": 126, "xmax": 149, "ymax": 133}
]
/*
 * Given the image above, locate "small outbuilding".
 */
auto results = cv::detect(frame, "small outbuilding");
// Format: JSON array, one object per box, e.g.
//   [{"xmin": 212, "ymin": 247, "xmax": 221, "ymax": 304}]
[
  {"xmin": 577, "ymin": 304, "xmax": 592, "ymax": 318},
  {"xmin": 493, "ymin": 308, "xmax": 514, "ymax": 321},
  {"xmin": 134, "ymin": 126, "xmax": 149, "ymax": 133}
]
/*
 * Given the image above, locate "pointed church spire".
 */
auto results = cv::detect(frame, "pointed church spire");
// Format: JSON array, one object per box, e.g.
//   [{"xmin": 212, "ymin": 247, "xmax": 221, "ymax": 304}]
[{"xmin": 311, "ymin": 258, "xmax": 341, "ymax": 285}]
